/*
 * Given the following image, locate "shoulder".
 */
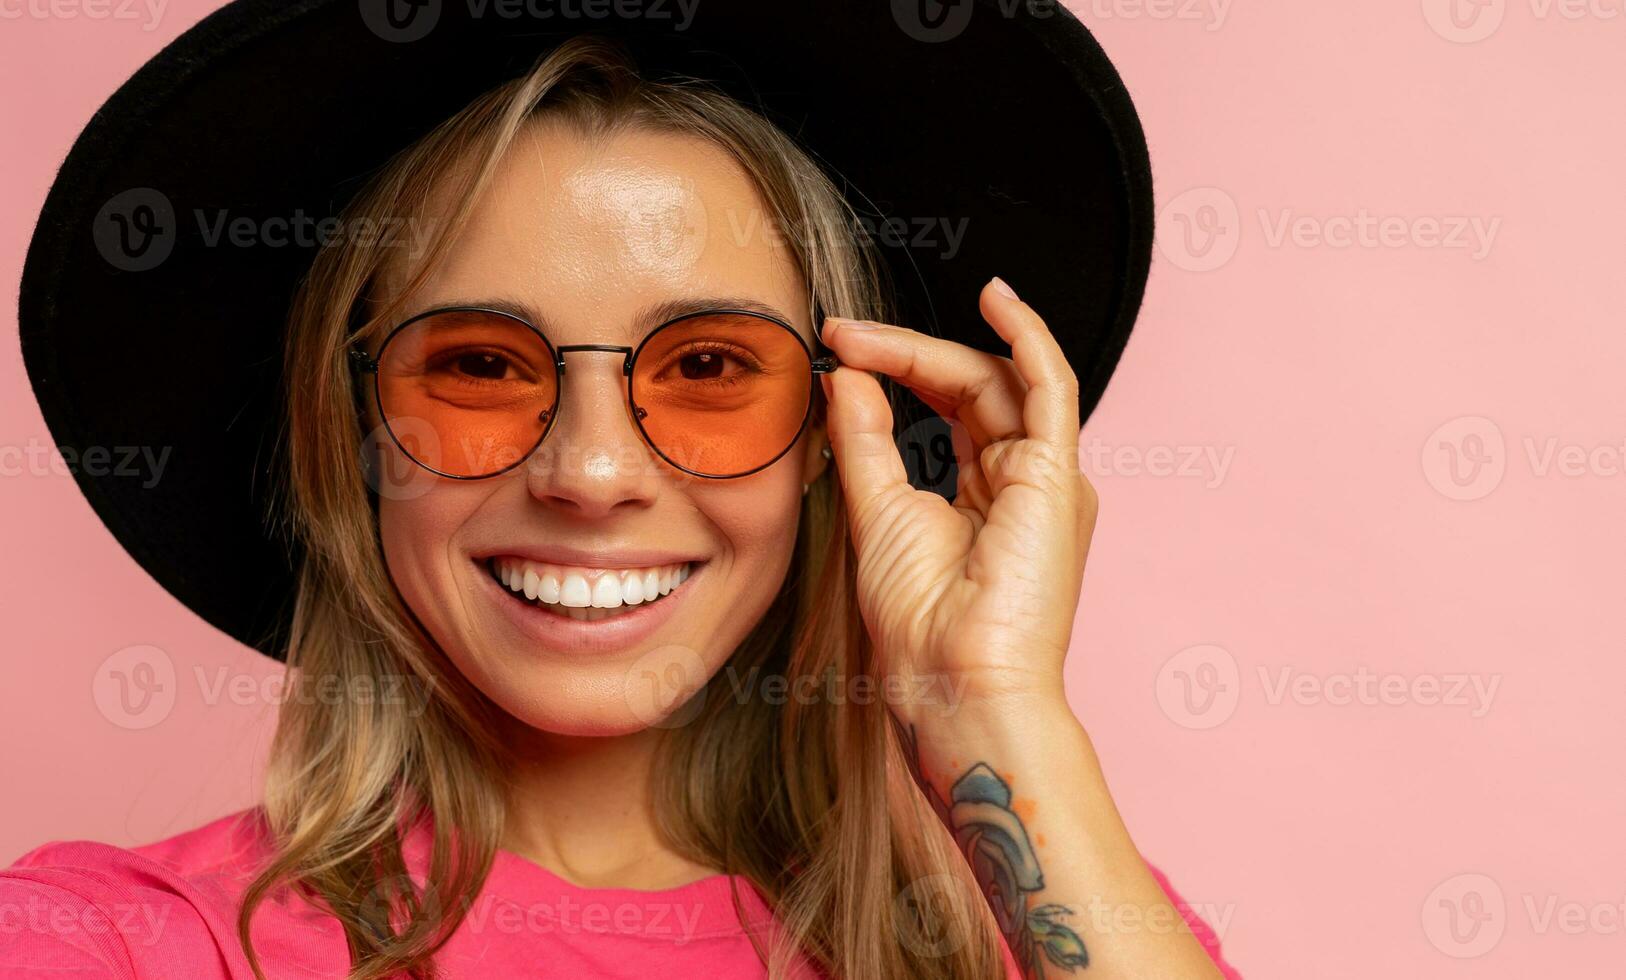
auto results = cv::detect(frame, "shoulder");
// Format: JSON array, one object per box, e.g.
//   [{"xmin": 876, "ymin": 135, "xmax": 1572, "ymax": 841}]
[
  {"xmin": 6, "ymin": 807, "xmax": 272, "ymax": 911},
  {"xmin": 0, "ymin": 809, "xmax": 341, "ymax": 979}
]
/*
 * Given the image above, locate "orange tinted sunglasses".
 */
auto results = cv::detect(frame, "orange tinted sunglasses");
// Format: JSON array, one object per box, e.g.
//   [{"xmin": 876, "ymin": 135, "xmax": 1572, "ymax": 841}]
[{"xmin": 350, "ymin": 306, "xmax": 838, "ymax": 480}]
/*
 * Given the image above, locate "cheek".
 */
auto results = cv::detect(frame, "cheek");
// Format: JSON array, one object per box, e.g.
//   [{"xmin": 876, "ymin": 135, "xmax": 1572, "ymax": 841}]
[
  {"xmin": 701, "ymin": 478, "xmax": 805, "ymax": 619},
  {"xmin": 377, "ymin": 489, "xmax": 477, "ymax": 634}
]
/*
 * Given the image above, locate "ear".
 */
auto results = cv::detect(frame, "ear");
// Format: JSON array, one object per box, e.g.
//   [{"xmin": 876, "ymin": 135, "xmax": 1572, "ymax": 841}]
[{"xmin": 801, "ymin": 420, "xmax": 831, "ymax": 486}]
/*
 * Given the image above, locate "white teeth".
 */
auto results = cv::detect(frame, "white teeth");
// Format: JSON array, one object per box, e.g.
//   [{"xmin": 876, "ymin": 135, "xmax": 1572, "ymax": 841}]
[
  {"xmin": 559, "ymin": 573, "xmax": 592, "ymax": 608},
  {"xmin": 492, "ymin": 557, "xmax": 696, "ymax": 616},
  {"xmin": 590, "ymin": 575, "xmax": 621, "ymax": 608}
]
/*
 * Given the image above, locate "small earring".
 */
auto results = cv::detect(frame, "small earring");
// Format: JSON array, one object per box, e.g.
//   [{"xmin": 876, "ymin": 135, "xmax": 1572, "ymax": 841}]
[
  {"xmin": 802, "ymin": 482, "xmax": 811, "ymax": 496},
  {"xmin": 821, "ymin": 446, "xmax": 833, "ymax": 460}
]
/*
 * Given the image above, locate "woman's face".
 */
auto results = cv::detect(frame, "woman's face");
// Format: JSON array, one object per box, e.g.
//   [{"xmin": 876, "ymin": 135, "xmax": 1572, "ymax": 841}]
[{"xmin": 366, "ymin": 119, "xmax": 825, "ymax": 736}]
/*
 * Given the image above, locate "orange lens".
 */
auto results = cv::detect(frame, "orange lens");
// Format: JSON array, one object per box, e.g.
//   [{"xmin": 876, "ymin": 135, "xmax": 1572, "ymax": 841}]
[
  {"xmin": 375, "ymin": 310, "xmax": 557, "ymax": 478},
  {"xmin": 631, "ymin": 313, "xmax": 814, "ymax": 477}
]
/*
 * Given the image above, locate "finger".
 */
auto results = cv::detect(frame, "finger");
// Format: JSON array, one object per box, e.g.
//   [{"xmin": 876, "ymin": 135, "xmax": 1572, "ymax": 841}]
[
  {"xmin": 820, "ymin": 365, "xmax": 910, "ymax": 511},
  {"xmin": 822, "ymin": 316, "xmax": 1026, "ymax": 448},
  {"xmin": 977, "ymin": 277, "xmax": 1080, "ymax": 446}
]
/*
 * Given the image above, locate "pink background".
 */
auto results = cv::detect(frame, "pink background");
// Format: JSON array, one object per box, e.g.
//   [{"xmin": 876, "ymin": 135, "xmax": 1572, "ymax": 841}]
[{"xmin": 3, "ymin": 1, "xmax": 1622, "ymax": 976}]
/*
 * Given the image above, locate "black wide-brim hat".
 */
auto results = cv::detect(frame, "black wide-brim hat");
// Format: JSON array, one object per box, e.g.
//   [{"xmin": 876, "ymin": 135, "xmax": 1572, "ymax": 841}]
[{"xmin": 19, "ymin": 0, "xmax": 1154, "ymax": 660}]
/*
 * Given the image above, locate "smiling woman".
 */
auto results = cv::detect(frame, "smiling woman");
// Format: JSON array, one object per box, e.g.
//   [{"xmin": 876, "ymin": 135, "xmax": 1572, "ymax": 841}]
[{"xmin": 6, "ymin": 3, "xmax": 1239, "ymax": 979}]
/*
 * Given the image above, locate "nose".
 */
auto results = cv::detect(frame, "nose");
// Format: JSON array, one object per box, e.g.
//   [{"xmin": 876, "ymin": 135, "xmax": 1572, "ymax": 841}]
[{"xmin": 523, "ymin": 351, "xmax": 658, "ymax": 517}]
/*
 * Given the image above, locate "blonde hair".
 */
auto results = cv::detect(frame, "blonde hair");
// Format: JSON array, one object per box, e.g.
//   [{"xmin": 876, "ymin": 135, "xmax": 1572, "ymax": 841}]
[{"xmin": 253, "ymin": 34, "xmax": 1005, "ymax": 980}]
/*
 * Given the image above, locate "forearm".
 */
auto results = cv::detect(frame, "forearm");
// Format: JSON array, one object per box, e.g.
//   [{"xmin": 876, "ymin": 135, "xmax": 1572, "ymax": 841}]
[{"xmin": 900, "ymin": 692, "xmax": 1223, "ymax": 979}]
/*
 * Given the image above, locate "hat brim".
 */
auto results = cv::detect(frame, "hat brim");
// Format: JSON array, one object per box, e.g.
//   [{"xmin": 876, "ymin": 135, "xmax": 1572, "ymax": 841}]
[{"xmin": 19, "ymin": 0, "xmax": 1153, "ymax": 660}]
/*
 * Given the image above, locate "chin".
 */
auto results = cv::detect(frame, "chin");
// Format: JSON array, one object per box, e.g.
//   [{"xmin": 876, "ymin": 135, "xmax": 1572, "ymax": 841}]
[
  {"xmin": 467, "ymin": 648, "xmax": 718, "ymax": 738},
  {"xmin": 426, "ymin": 561, "xmax": 729, "ymax": 738}
]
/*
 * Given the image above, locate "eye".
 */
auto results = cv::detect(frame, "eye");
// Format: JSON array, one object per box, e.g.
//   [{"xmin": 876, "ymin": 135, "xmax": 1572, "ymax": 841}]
[
  {"xmin": 427, "ymin": 347, "xmax": 533, "ymax": 385},
  {"xmin": 661, "ymin": 342, "xmax": 761, "ymax": 385},
  {"xmin": 451, "ymin": 351, "xmax": 512, "ymax": 381},
  {"xmin": 678, "ymin": 349, "xmax": 736, "ymax": 381}
]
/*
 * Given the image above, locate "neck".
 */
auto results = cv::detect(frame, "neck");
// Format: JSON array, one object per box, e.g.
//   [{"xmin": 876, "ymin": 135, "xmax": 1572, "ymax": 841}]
[{"xmin": 496, "ymin": 718, "xmax": 718, "ymax": 890}]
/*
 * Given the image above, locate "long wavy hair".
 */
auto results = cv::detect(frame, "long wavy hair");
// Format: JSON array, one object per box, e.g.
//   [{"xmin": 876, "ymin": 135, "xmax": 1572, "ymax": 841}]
[{"xmin": 247, "ymin": 34, "xmax": 1005, "ymax": 980}]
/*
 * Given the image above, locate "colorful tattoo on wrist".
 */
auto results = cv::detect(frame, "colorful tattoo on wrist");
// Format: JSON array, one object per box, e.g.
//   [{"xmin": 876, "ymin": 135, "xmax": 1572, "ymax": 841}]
[{"xmin": 897, "ymin": 721, "xmax": 1090, "ymax": 976}]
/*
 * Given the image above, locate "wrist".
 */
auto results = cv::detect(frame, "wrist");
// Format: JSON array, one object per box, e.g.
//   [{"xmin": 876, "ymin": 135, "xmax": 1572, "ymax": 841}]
[{"xmin": 896, "ymin": 680, "xmax": 1083, "ymax": 745}]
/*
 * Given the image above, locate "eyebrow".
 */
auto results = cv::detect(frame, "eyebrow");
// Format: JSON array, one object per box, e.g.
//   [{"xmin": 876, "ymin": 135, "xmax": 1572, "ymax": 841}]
[{"xmin": 405, "ymin": 295, "xmax": 801, "ymax": 339}]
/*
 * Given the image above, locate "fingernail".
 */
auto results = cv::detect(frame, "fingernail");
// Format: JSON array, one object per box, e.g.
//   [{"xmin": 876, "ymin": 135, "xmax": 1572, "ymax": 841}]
[
  {"xmin": 829, "ymin": 316, "xmax": 879, "ymax": 332},
  {"xmin": 990, "ymin": 276, "xmax": 1019, "ymax": 301}
]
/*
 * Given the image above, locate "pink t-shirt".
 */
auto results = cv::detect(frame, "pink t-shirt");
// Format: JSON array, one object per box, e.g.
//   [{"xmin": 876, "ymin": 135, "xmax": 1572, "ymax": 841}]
[{"xmin": 0, "ymin": 809, "xmax": 1238, "ymax": 978}]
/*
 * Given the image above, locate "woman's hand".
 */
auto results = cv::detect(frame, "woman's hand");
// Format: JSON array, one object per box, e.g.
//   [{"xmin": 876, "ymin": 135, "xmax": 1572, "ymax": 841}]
[
  {"xmin": 820, "ymin": 281, "xmax": 1229, "ymax": 980},
  {"xmin": 818, "ymin": 277, "xmax": 1098, "ymax": 722}
]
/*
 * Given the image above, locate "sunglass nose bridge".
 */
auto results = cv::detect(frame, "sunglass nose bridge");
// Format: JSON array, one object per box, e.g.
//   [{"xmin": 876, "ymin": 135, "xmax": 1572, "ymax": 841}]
[
  {"xmin": 552, "ymin": 343, "xmax": 635, "ymax": 376},
  {"xmin": 537, "ymin": 344, "xmax": 647, "ymax": 434}
]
